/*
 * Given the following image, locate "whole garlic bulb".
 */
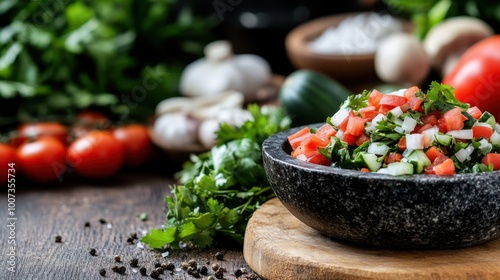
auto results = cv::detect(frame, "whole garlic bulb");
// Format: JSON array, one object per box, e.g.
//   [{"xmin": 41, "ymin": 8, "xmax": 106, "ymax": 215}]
[
  {"xmin": 180, "ymin": 40, "xmax": 271, "ymax": 102},
  {"xmin": 153, "ymin": 113, "xmax": 200, "ymax": 149}
]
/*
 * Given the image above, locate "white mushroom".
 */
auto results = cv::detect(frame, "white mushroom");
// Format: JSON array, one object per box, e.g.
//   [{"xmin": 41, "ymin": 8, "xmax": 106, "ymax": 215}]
[
  {"xmin": 423, "ymin": 16, "xmax": 494, "ymax": 77},
  {"xmin": 375, "ymin": 33, "xmax": 430, "ymax": 86}
]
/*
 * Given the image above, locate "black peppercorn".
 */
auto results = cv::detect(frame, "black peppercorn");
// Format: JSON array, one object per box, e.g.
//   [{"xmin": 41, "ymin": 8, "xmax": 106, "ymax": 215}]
[
  {"xmin": 187, "ymin": 266, "xmax": 195, "ymax": 275},
  {"xmin": 99, "ymin": 218, "xmax": 106, "ymax": 224},
  {"xmin": 126, "ymin": 237, "xmax": 134, "ymax": 243},
  {"xmin": 111, "ymin": 266, "xmax": 119, "ymax": 273},
  {"xmin": 119, "ymin": 266, "xmax": 126, "ymax": 274},
  {"xmin": 139, "ymin": 267, "xmax": 147, "ymax": 276},
  {"xmin": 130, "ymin": 232, "xmax": 138, "ymax": 239},
  {"xmin": 188, "ymin": 259, "xmax": 197, "ymax": 268},
  {"xmin": 215, "ymin": 268, "xmax": 224, "ymax": 279},
  {"xmin": 200, "ymin": 265, "xmax": 208, "ymax": 275},
  {"xmin": 130, "ymin": 258, "xmax": 139, "ymax": 267},
  {"xmin": 166, "ymin": 262, "xmax": 175, "ymax": 271},
  {"xmin": 215, "ymin": 252, "xmax": 224, "ymax": 261},
  {"xmin": 90, "ymin": 248, "xmax": 97, "ymax": 256},
  {"xmin": 99, "ymin": 268, "xmax": 106, "ymax": 276},
  {"xmin": 154, "ymin": 262, "xmax": 162, "ymax": 268},
  {"xmin": 212, "ymin": 263, "xmax": 220, "ymax": 271},
  {"xmin": 155, "ymin": 267, "xmax": 164, "ymax": 274},
  {"xmin": 191, "ymin": 269, "xmax": 200, "ymax": 278},
  {"xmin": 55, "ymin": 235, "xmax": 62, "ymax": 243},
  {"xmin": 84, "ymin": 222, "xmax": 90, "ymax": 227},
  {"xmin": 235, "ymin": 268, "xmax": 243, "ymax": 277},
  {"xmin": 114, "ymin": 255, "xmax": 121, "ymax": 262},
  {"xmin": 150, "ymin": 270, "xmax": 160, "ymax": 279}
]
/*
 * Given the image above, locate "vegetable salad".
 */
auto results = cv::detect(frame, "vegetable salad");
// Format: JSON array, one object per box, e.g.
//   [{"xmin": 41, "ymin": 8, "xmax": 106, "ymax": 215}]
[{"xmin": 288, "ymin": 82, "xmax": 500, "ymax": 175}]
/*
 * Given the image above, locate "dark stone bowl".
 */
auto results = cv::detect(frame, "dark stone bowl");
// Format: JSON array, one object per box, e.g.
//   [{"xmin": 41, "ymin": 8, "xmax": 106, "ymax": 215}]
[{"xmin": 262, "ymin": 125, "xmax": 500, "ymax": 249}]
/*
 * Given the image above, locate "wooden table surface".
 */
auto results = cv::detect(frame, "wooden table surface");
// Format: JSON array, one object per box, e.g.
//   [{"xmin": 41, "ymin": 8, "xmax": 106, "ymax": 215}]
[{"xmin": 0, "ymin": 161, "xmax": 260, "ymax": 280}]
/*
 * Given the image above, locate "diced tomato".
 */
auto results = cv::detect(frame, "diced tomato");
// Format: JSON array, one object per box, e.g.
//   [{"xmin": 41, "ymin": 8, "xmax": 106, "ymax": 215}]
[
  {"xmin": 360, "ymin": 168, "xmax": 370, "ymax": 173},
  {"xmin": 417, "ymin": 124, "xmax": 433, "ymax": 134},
  {"xmin": 339, "ymin": 111, "xmax": 356, "ymax": 131},
  {"xmin": 399, "ymin": 103, "xmax": 410, "ymax": 112},
  {"xmin": 343, "ymin": 133, "xmax": 358, "ymax": 146},
  {"xmin": 424, "ymin": 155, "xmax": 449, "ymax": 174},
  {"xmin": 384, "ymin": 152, "xmax": 403, "ymax": 164},
  {"xmin": 379, "ymin": 95, "xmax": 408, "ymax": 107},
  {"xmin": 442, "ymin": 107, "xmax": 465, "ymax": 131},
  {"xmin": 345, "ymin": 116, "xmax": 366, "ymax": 137},
  {"xmin": 316, "ymin": 124, "xmax": 337, "ymax": 140},
  {"xmin": 378, "ymin": 105, "xmax": 393, "ymax": 115},
  {"xmin": 368, "ymin": 89, "xmax": 384, "ymax": 108},
  {"xmin": 467, "ymin": 106, "xmax": 482, "ymax": 120},
  {"xmin": 358, "ymin": 106, "xmax": 378, "ymax": 121},
  {"xmin": 307, "ymin": 154, "xmax": 331, "ymax": 166},
  {"xmin": 302, "ymin": 134, "xmax": 329, "ymax": 157},
  {"xmin": 397, "ymin": 137, "xmax": 406, "ymax": 151},
  {"xmin": 404, "ymin": 86, "xmax": 420, "ymax": 100},
  {"xmin": 425, "ymin": 146, "xmax": 444, "ymax": 162},
  {"xmin": 437, "ymin": 118, "xmax": 448, "ymax": 133},
  {"xmin": 423, "ymin": 114, "xmax": 438, "ymax": 126},
  {"xmin": 288, "ymin": 127, "xmax": 311, "ymax": 149},
  {"xmin": 433, "ymin": 158, "xmax": 455, "ymax": 175},
  {"xmin": 409, "ymin": 95, "xmax": 424, "ymax": 112},
  {"xmin": 291, "ymin": 146, "xmax": 304, "ymax": 158},
  {"xmin": 482, "ymin": 153, "xmax": 500, "ymax": 170},
  {"xmin": 355, "ymin": 133, "xmax": 370, "ymax": 146},
  {"xmin": 472, "ymin": 125, "xmax": 494, "ymax": 140}
]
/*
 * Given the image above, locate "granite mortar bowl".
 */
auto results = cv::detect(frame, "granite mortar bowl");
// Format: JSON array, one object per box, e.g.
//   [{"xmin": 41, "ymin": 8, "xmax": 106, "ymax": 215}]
[{"xmin": 262, "ymin": 125, "xmax": 500, "ymax": 249}]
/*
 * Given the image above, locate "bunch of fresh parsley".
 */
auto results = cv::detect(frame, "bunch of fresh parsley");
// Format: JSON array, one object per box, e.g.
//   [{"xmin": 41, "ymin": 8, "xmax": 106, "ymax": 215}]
[{"xmin": 141, "ymin": 105, "xmax": 290, "ymax": 249}]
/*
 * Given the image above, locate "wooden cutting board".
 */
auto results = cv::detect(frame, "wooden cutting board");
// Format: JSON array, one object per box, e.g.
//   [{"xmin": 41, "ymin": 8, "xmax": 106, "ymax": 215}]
[{"xmin": 244, "ymin": 198, "xmax": 500, "ymax": 280}]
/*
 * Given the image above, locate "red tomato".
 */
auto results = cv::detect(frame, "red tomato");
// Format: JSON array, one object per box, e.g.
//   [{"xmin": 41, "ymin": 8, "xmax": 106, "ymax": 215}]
[
  {"xmin": 384, "ymin": 152, "xmax": 402, "ymax": 164},
  {"xmin": 345, "ymin": 117, "xmax": 366, "ymax": 136},
  {"xmin": 467, "ymin": 107, "xmax": 482, "ymax": 120},
  {"xmin": 482, "ymin": 153, "xmax": 500, "ymax": 170},
  {"xmin": 67, "ymin": 131, "xmax": 124, "ymax": 178},
  {"xmin": 472, "ymin": 125, "xmax": 494, "ymax": 140},
  {"xmin": 0, "ymin": 144, "xmax": 17, "ymax": 184},
  {"xmin": 443, "ymin": 35, "xmax": 500, "ymax": 119},
  {"xmin": 379, "ymin": 95, "xmax": 407, "ymax": 107},
  {"xmin": 425, "ymin": 146, "xmax": 444, "ymax": 162},
  {"xmin": 15, "ymin": 122, "xmax": 68, "ymax": 146},
  {"xmin": 433, "ymin": 158, "xmax": 455, "ymax": 175},
  {"xmin": 288, "ymin": 127, "xmax": 311, "ymax": 149},
  {"xmin": 16, "ymin": 137, "xmax": 67, "ymax": 183},
  {"xmin": 315, "ymin": 124, "xmax": 337, "ymax": 140},
  {"xmin": 368, "ymin": 89, "xmax": 384, "ymax": 108},
  {"xmin": 403, "ymin": 86, "xmax": 420, "ymax": 100},
  {"xmin": 358, "ymin": 106, "xmax": 378, "ymax": 121},
  {"xmin": 442, "ymin": 107, "xmax": 465, "ymax": 131},
  {"xmin": 112, "ymin": 125, "xmax": 153, "ymax": 167}
]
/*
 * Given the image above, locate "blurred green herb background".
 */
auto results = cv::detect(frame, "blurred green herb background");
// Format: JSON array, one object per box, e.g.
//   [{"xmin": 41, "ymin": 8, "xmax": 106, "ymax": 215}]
[{"xmin": 0, "ymin": 0, "xmax": 216, "ymax": 132}]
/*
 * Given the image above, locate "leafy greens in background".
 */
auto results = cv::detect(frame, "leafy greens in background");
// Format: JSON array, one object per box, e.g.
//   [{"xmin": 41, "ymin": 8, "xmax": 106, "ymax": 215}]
[
  {"xmin": 141, "ymin": 105, "xmax": 291, "ymax": 249},
  {"xmin": 0, "ymin": 0, "xmax": 216, "ymax": 131},
  {"xmin": 382, "ymin": 0, "xmax": 500, "ymax": 39}
]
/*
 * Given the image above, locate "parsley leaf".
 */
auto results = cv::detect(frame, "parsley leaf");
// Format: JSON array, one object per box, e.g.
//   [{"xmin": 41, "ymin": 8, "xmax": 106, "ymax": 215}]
[
  {"xmin": 341, "ymin": 90, "xmax": 370, "ymax": 111},
  {"xmin": 423, "ymin": 81, "xmax": 469, "ymax": 114},
  {"xmin": 142, "ymin": 106, "xmax": 290, "ymax": 249}
]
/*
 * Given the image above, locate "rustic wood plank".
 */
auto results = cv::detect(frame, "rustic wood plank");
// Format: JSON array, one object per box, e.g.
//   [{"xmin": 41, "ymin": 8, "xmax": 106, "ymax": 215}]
[{"xmin": 1, "ymin": 170, "xmax": 260, "ymax": 280}]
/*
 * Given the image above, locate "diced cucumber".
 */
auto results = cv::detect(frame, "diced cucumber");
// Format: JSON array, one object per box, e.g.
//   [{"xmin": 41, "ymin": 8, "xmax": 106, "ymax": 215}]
[
  {"xmin": 434, "ymin": 133, "xmax": 453, "ymax": 147},
  {"xmin": 478, "ymin": 112, "xmax": 496, "ymax": 128},
  {"xmin": 360, "ymin": 152, "xmax": 382, "ymax": 172},
  {"xmin": 378, "ymin": 162, "xmax": 414, "ymax": 176},
  {"xmin": 403, "ymin": 149, "xmax": 431, "ymax": 174}
]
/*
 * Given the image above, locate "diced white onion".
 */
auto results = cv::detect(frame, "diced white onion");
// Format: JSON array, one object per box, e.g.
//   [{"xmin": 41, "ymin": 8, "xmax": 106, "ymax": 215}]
[
  {"xmin": 388, "ymin": 89, "xmax": 406, "ymax": 97},
  {"xmin": 365, "ymin": 114, "xmax": 386, "ymax": 133},
  {"xmin": 331, "ymin": 108, "xmax": 351, "ymax": 127},
  {"xmin": 336, "ymin": 129, "xmax": 345, "ymax": 141},
  {"xmin": 421, "ymin": 126, "xmax": 439, "ymax": 148},
  {"xmin": 496, "ymin": 123, "xmax": 500, "ymax": 133},
  {"xmin": 491, "ymin": 131, "xmax": 500, "ymax": 145},
  {"xmin": 446, "ymin": 129, "xmax": 473, "ymax": 140},
  {"xmin": 454, "ymin": 144, "xmax": 474, "ymax": 163},
  {"xmin": 389, "ymin": 106, "xmax": 404, "ymax": 119},
  {"xmin": 405, "ymin": 134, "xmax": 424, "ymax": 150},
  {"xmin": 478, "ymin": 139, "xmax": 492, "ymax": 153},
  {"xmin": 393, "ymin": 118, "xmax": 403, "ymax": 126},
  {"xmin": 367, "ymin": 142, "xmax": 390, "ymax": 155},
  {"xmin": 475, "ymin": 122, "xmax": 493, "ymax": 129},
  {"xmin": 394, "ymin": 127, "xmax": 405, "ymax": 134},
  {"xmin": 297, "ymin": 154, "xmax": 307, "ymax": 161},
  {"xmin": 401, "ymin": 116, "xmax": 417, "ymax": 134}
]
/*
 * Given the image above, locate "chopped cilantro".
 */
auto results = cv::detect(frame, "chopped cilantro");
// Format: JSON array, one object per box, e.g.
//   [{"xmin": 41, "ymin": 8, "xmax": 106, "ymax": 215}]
[{"xmin": 341, "ymin": 90, "xmax": 370, "ymax": 111}]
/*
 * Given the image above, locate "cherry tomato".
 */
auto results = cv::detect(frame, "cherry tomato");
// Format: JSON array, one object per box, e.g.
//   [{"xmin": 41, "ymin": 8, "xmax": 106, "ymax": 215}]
[
  {"xmin": 71, "ymin": 111, "xmax": 111, "ymax": 139},
  {"xmin": 67, "ymin": 130, "xmax": 124, "ymax": 178},
  {"xmin": 112, "ymin": 125, "xmax": 152, "ymax": 167},
  {"xmin": 1, "ymin": 144, "xmax": 17, "ymax": 184},
  {"xmin": 14, "ymin": 122, "xmax": 68, "ymax": 146},
  {"xmin": 443, "ymin": 35, "xmax": 500, "ymax": 119},
  {"xmin": 16, "ymin": 137, "xmax": 67, "ymax": 183}
]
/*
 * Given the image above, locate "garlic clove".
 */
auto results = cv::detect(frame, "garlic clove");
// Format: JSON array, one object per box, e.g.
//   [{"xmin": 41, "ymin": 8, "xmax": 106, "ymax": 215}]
[
  {"xmin": 204, "ymin": 40, "xmax": 233, "ymax": 63},
  {"xmin": 232, "ymin": 54, "xmax": 272, "ymax": 101},
  {"xmin": 190, "ymin": 91, "xmax": 245, "ymax": 120},
  {"xmin": 198, "ymin": 119, "xmax": 220, "ymax": 149},
  {"xmin": 155, "ymin": 97, "xmax": 194, "ymax": 116},
  {"xmin": 153, "ymin": 113, "xmax": 200, "ymax": 149}
]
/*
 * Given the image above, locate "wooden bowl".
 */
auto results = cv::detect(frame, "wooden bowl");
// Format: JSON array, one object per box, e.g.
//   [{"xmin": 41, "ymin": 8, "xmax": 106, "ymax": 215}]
[{"xmin": 285, "ymin": 13, "xmax": 410, "ymax": 83}]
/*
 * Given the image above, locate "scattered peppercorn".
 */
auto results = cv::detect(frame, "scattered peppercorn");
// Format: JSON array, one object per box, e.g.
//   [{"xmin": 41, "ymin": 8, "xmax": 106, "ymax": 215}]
[
  {"xmin": 150, "ymin": 270, "xmax": 160, "ymax": 279},
  {"xmin": 215, "ymin": 267, "xmax": 224, "ymax": 279},
  {"xmin": 111, "ymin": 266, "xmax": 119, "ymax": 273},
  {"xmin": 215, "ymin": 252, "xmax": 224, "ymax": 261},
  {"xmin": 139, "ymin": 267, "xmax": 147, "ymax": 276},
  {"xmin": 200, "ymin": 265, "xmax": 208, "ymax": 275},
  {"xmin": 55, "ymin": 235, "xmax": 62, "ymax": 243},
  {"xmin": 181, "ymin": 262, "xmax": 189, "ymax": 270},
  {"xmin": 212, "ymin": 263, "xmax": 220, "ymax": 272},
  {"xmin": 188, "ymin": 259, "xmax": 197, "ymax": 268},
  {"xmin": 118, "ymin": 266, "xmax": 126, "ymax": 274},
  {"xmin": 129, "ymin": 258, "xmax": 139, "ymax": 267},
  {"xmin": 84, "ymin": 222, "xmax": 90, "ymax": 227},
  {"xmin": 161, "ymin": 262, "xmax": 167, "ymax": 269},
  {"xmin": 99, "ymin": 268, "xmax": 106, "ymax": 276},
  {"xmin": 235, "ymin": 269, "xmax": 243, "ymax": 277},
  {"xmin": 130, "ymin": 232, "xmax": 138, "ymax": 239},
  {"xmin": 126, "ymin": 237, "xmax": 134, "ymax": 244},
  {"xmin": 90, "ymin": 248, "xmax": 97, "ymax": 256},
  {"xmin": 99, "ymin": 218, "xmax": 106, "ymax": 224},
  {"xmin": 191, "ymin": 269, "xmax": 200, "ymax": 278},
  {"xmin": 155, "ymin": 267, "xmax": 164, "ymax": 274},
  {"xmin": 187, "ymin": 266, "xmax": 195, "ymax": 275},
  {"xmin": 154, "ymin": 262, "xmax": 162, "ymax": 268},
  {"xmin": 166, "ymin": 262, "xmax": 175, "ymax": 271},
  {"xmin": 114, "ymin": 255, "xmax": 121, "ymax": 262}
]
